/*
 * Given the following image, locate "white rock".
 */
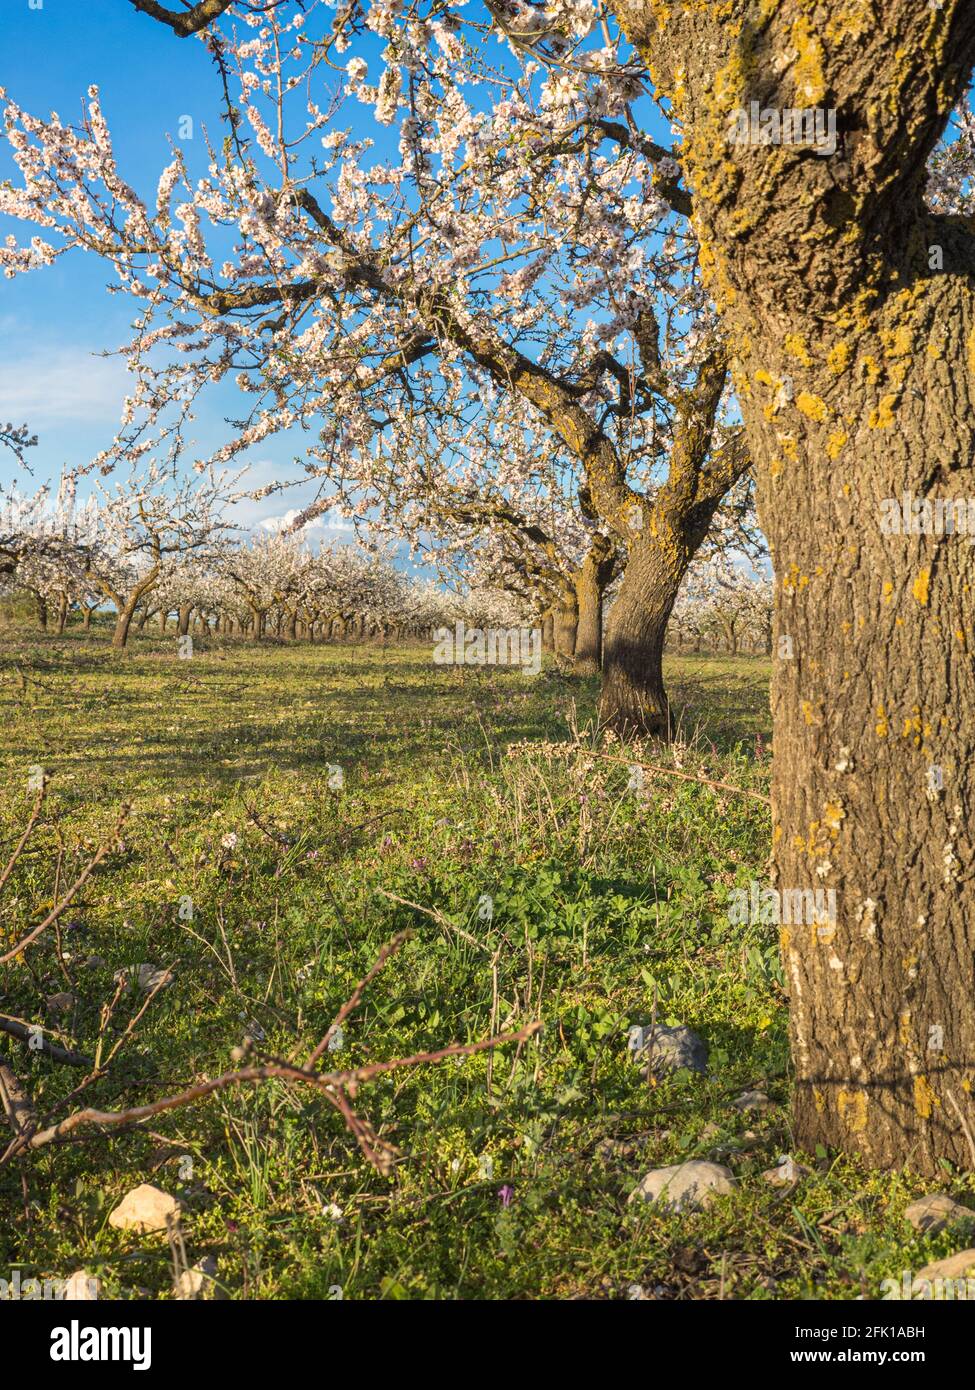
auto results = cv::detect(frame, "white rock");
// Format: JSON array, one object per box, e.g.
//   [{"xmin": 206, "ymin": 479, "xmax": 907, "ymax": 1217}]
[
  {"xmin": 904, "ymin": 1194, "xmax": 973, "ymax": 1234},
  {"xmin": 761, "ymin": 1154, "xmax": 809, "ymax": 1186},
  {"xmin": 108, "ymin": 1184, "xmax": 182, "ymax": 1235},
  {"xmin": 628, "ymin": 1023, "xmax": 708, "ymax": 1075},
  {"xmin": 731, "ymin": 1089, "xmax": 772, "ymax": 1112},
  {"xmin": 175, "ymin": 1255, "xmax": 217, "ymax": 1300},
  {"xmin": 628, "ymin": 1160, "xmax": 736, "ymax": 1211},
  {"xmin": 916, "ymin": 1249, "xmax": 975, "ymax": 1283},
  {"xmin": 113, "ymin": 963, "xmax": 173, "ymax": 993}
]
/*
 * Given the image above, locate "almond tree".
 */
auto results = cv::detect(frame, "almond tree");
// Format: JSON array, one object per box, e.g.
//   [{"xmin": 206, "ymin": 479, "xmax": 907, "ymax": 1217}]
[
  {"xmin": 8, "ymin": 0, "xmax": 975, "ymax": 1168},
  {"xmin": 0, "ymin": 0, "xmax": 748, "ymax": 732},
  {"xmin": 592, "ymin": 0, "xmax": 975, "ymax": 1170},
  {"xmin": 78, "ymin": 461, "xmax": 237, "ymax": 648}
]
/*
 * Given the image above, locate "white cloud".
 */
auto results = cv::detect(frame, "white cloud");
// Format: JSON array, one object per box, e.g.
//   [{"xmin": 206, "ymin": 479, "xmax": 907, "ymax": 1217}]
[
  {"xmin": 258, "ymin": 506, "xmax": 354, "ymax": 535},
  {"xmin": 0, "ymin": 347, "xmax": 129, "ymax": 426}
]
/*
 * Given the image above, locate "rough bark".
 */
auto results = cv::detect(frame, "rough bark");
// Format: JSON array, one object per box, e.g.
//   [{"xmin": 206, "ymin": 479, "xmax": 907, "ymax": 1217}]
[
  {"xmin": 554, "ymin": 586, "xmax": 578, "ymax": 663},
  {"xmin": 616, "ymin": 0, "xmax": 975, "ymax": 1171},
  {"xmin": 572, "ymin": 534, "xmax": 616, "ymax": 675},
  {"xmin": 600, "ymin": 537, "xmax": 683, "ymax": 738},
  {"xmin": 112, "ymin": 594, "xmax": 141, "ymax": 649},
  {"xmin": 541, "ymin": 609, "xmax": 555, "ymax": 653}
]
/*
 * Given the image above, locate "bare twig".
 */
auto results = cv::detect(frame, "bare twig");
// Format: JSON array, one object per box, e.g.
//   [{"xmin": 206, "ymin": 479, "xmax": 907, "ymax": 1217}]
[
  {"xmin": 306, "ymin": 929, "xmax": 410, "ymax": 1068},
  {"xmin": 6, "ymin": 1020, "xmax": 542, "ymax": 1162},
  {"xmin": 377, "ymin": 890, "xmax": 487, "ymax": 952},
  {"xmin": 0, "ymin": 808, "xmax": 130, "ymax": 965},
  {"xmin": 0, "ymin": 784, "xmax": 46, "ymax": 895},
  {"xmin": 587, "ymin": 751, "xmax": 770, "ymax": 807}
]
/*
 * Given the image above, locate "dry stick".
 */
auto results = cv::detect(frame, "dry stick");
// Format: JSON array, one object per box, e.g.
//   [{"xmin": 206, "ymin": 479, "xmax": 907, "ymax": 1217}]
[
  {"xmin": 586, "ymin": 750, "xmax": 770, "ymax": 807},
  {"xmin": 0, "ymin": 784, "xmax": 46, "ymax": 895},
  {"xmin": 0, "ymin": 1014, "xmax": 92, "ymax": 1068},
  {"xmin": 944, "ymin": 1087, "xmax": 975, "ymax": 1171},
  {"xmin": 10, "ymin": 1021, "xmax": 542, "ymax": 1159},
  {"xmin": 0, "ymin": 808, "xmax": 130, "ymax": 965},
  {"xmin": 377, "ymin": 889, "xmax": 486, "ymax": 953},
  {"xmin": 305, "ymin": 929, "xmax": 411, "ymax": 1068}
]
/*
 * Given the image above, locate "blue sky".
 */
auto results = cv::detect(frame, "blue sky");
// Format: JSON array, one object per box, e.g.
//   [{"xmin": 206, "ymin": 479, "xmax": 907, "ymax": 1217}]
[
  {"xmin": 0, "ymin": 1, "xmax": 678, "ymax": 556},
  {"xmin": 0, "ymin": 0, "xmax": 361, "ymax": 537}
]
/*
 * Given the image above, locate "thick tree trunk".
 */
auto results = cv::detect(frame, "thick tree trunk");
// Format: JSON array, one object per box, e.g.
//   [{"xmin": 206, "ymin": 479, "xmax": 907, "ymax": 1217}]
[
  {"xmin": 55, "ymin": 595, "xmax": 68, "ymax": 635},
  {"xmin": 614, "ymin": 0, "xmax": 975, "ymax": 1171},
  {"xmin": 36, "ymin": 596, "xmax": 47, "ymax": 630},
  {"xmin": 757, "ymin": 341, "xmax": 975, "ymax": 1174},
  {"xmin": 177, "ymin": 604, "xmax": 193, "ymax": 636},
  {"xmin": 599, "ymin": 537, "xmax": 683, "ymax": 738},
  {"xmin": 112, "ymin": 594, "xmax": 141, "ymax": 649},
  {"xmin": 82, "ymin": 607, "xmax": 93, "ymax": 632}
]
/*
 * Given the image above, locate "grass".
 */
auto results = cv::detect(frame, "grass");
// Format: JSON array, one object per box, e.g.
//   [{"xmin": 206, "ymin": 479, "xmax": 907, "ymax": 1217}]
[{"xmin": 1, "ymin": 624, "xmax": 972, "ymax": 1300}]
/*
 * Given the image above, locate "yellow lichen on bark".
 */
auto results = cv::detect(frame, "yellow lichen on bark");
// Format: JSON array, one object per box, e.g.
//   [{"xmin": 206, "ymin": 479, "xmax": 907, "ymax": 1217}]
[
  {"xmin": 837, "ymin": 1089, "xmax": 868, "ymax": 1133},
  {"xmin": 914, "ymin": 1075, "xmax": 939, "ymax": 1119}
]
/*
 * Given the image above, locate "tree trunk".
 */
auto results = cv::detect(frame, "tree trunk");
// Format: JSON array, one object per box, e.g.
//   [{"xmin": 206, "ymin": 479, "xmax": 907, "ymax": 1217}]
[
  {"xmin": 177, "ymin": 604, "xmax": 193, "ymax": 636},
  {"xmin": 750, "ymin": 362, "xmax": 975, "ymax": 1173},
  {"xmin": 572, "ymin": 535, "xmax": 616, "ymax": 675},
  {"xmin": 82, "ymin": 607, "xmax": 93, "ymax": 632},
  {"xmin": 599, "ymin": 536, "xmax": 682, "ymax": 738},
  {"xmin": 55, "ymin": 595, "xmax": 68, "ymax": 635},
  {"xmin": 112, "ymin": 594, "xmax": 141, "ymax": 649},
  {"xmin": 541, "ymin": 609, "xmax": 555, "ymax": 653},
  {"xmin": 36, "ymin": 596, "xmax": 47, "ymax": 630},
  {"xmin": 554, "ymin": 587, "xmax": 578, "ymax": 663},
  {"xmin": 615, "ymin": 0, "xmax": 975, "ymax": 1171}
]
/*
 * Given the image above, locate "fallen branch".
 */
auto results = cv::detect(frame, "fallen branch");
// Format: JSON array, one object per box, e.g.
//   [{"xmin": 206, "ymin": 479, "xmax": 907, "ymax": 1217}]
[
  {"xmin": 0, "ymin": 1057, "xmax": 37, "ymax": 1141},
  {"xmin": 306, "ymin": 929, "xmax": 411, "ymax": 1068},
  {"xmin": 0, "ymin": 783, "xmax": 46, "ymax": 895},
  {"xmin": 0, "ymin": 1014, "xmax": 92, "ymax": 1068},
  {"xmin": 4, "ymin": 1020, "xmax": 542, "ymax": 1162},
  {"xmin": 586, "ymin": 751, "xmax": 770, "ymax": 807},
  {"xmin": 377, "ymin": 890, "xmax": 488, "ymax": 952}
]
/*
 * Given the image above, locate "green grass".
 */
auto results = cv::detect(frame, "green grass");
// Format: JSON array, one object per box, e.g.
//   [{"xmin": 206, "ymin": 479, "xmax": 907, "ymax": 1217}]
[{"xmin": 0, "ymin": 626, "xmax": 972, "ymax": 1300}]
